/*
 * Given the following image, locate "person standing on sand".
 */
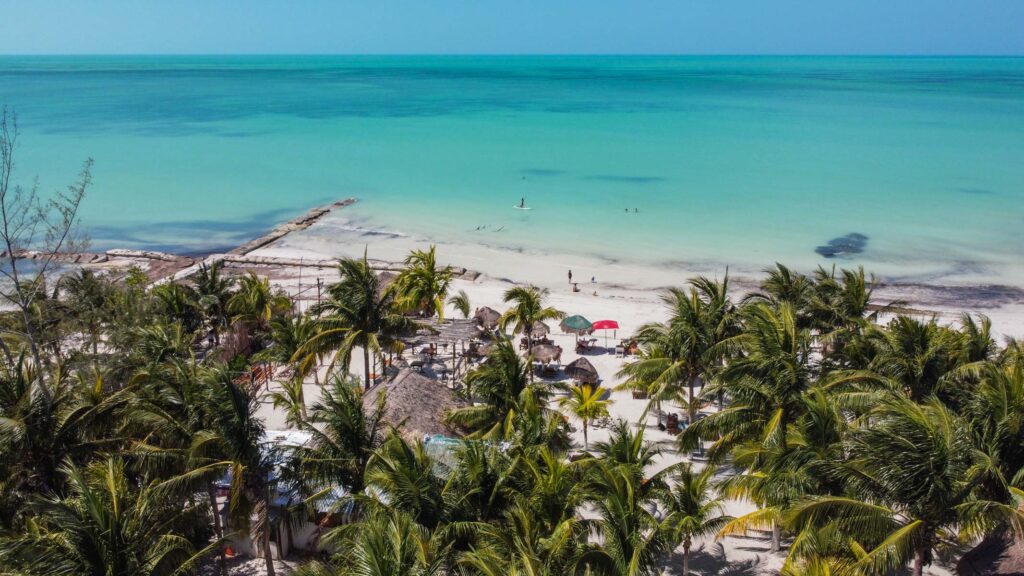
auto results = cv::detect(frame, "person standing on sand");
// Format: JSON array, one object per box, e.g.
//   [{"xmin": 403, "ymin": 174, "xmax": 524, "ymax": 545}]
[{"xmin": 568, "ymin": 269, "xmax": 573, "ymax": 284}]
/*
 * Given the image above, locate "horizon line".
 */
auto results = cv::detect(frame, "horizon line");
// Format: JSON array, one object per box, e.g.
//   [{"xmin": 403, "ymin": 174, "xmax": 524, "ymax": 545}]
[{"xmin": 2, "ymin": 52, "xmax": 1023, "ymax": 58}]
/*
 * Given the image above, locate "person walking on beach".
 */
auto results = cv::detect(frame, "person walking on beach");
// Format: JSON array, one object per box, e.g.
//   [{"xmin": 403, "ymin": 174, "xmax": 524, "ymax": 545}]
[{"xmin": 568, "ymin": 269, "xmax": 573, "ymax": 284}]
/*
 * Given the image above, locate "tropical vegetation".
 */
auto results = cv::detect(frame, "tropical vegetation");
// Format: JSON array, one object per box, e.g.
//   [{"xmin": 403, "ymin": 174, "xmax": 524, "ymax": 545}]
[{"xmin": 1, "ymin": 222, "xmax": 1022, "ymax": 576}]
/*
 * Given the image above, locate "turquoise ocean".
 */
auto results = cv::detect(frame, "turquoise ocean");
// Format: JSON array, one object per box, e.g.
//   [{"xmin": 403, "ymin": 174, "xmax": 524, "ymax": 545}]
[{"xmin": 1, "ymin": 56, "xmax": 1022, "ymax": 284}]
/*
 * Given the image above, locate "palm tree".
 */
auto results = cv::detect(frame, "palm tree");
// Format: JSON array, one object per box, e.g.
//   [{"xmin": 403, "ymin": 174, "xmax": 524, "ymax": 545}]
[
  {"xmin": 691, "ymin": 302, "xmax": 815, "ymax": 456},
  {"xmin": 291, "ymin": 375, "xmax": 387, "ymax": 497},
  {"xmin": 395, "ymin": 245, "xmax": 453, "ymax": 319},
  {"xmin": 227, "ymin": 272, "xmax": 291, "ymax": 339},
  {"xmin": 957, "ymin": 313, "xmax": 998, "ymax": 365},
  {"xmin": 297, "ymin": 256, "xmax": 418, "ymax": 390},
  {"xmin": 125, "ymin": 355, "xmax": 232, "ymax": 576},
  {"xmin": 519, "ymin": 447, "xmax": 591, "ymax": 535},
  {"xmin": 193, "ymin": 260, "xmax": 235, "ymax": 345},
  {"xmin": 263, "ymin": 314, "xmax": 318, "ymax": 378},
  {"xmin": 59, "ymin": 269, "xmax": 113, "ymax": 355},
  {"xmin": 197, "ymin": 366, "xmax": 278, "ymax": 576},
  {"xmin": 807, "ymin": 266, "xmax": 880, "ymax": 332},
  {"xmin": 446, "ymin": 337, "xmax": 557, "ymax": 442},
  {"xmin": 591, "ymin": 420, "xmax": 662, "ymax": 480},
  {"xmin": 581, "ymin": 460, "xmax": 671, "ymax": 576},
  {"xmin": 151, "ymin": 281, "xmax": 202, "ymax": 333},
  {"xmin": 0, "ymin": 360, "xmax": 122, "ymax": 523},
  {"xmin": 447, "ymin": 289, "xmax": 471, "ymax": 319},
  {"xmin": 459, "ymin": 499, "xmax": 588, "ymax": 576},
  {"xmin": 498, "ymin": 285, "xmax": 565, "ymax": 348},
  {"xmin": 0, "ymin": 457, "xmax": 218, "ymax": 576},
  {"xmin": 790, "ymin": 396, "xmax": 1024, "ymax": 576},
  {"xmin": 618, "ymin": 275, "xmax": 737, "ymax": 425},
  {"xmin": 660, "ymin": 463, "xmax": 733, "ymax": 576},
  {"xmin": 744, "ymin": 264, "xmax": 812, "ymax": 318},
  {"xmin": 363, "ymin": 435, "xmax": 446, "ymax": 530},
  {"xmin": 966, "ymin": 358, "xmax": 1024, "ymax": 493},
  {"xmin": 559, "ymin": 384, "xmax": 611, "ymax": 449},
  {"xmin": 717, "ymin": 444, "xmax": 820, "ymax": 553},
  {"xmin": 259, "ymin": 314, "xmax": 319, "ymax": 422},
  {"xmin": 318, "ymin": 509, "xmax": 446, "ymax": 576},
  {"xmin": 857, "ymin": 315, "xmax": 961, "ymax": 402}
]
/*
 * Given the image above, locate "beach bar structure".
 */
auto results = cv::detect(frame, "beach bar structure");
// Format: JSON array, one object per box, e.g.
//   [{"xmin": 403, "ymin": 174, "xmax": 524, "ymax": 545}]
[{"xmin": 362, "ymin": 368, "xmax": 469, "ymax": 439}]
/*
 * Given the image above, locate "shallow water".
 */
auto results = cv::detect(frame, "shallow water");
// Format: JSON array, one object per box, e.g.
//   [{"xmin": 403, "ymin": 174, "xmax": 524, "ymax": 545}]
[{"xmin": 1, "ymin": 55, "xmax": 1022, "ymax": 284}]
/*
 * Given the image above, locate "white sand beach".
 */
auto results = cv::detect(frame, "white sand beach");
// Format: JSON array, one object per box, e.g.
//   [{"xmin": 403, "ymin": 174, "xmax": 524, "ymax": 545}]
[{"xmin": 254, "ymin": 207, "xmax": 1024, "ymax": 342}]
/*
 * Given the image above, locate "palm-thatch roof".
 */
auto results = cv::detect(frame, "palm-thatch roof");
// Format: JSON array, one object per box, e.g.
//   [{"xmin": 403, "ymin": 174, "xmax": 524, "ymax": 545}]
[
  {"xmin": 959, "ymin": 527, "xmax": 1024, "ymax": 576},
  {"xmin": 530, "ymin": 321, "xmax": 551, "ymax": 338},
  {"xmin": 376, "ymin": 271, "xmax": 399, "ymax": 299},
  {"xmin": 362, "ymin": 369, "xmax": 468, "ymax": 440},
  {"xmin": 565, "ymin": 357, "xmax": 599, "ymax": 385},
  {"xmin": 473, "ymin": 306, "xmax": 501, "ymax": 330},
  {"xmin": 408, "ymin": 318, "xmax": 485, "ymax": 346},
  {"xmin": 530, "ymin": 344, "xmax": 562, "ymax": 364}
]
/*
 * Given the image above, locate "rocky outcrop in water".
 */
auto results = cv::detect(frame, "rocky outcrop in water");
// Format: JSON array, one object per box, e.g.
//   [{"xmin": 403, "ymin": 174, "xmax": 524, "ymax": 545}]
[{"xmin": 815, "ymin": 233, "xmax": 867, "ymax": 258}]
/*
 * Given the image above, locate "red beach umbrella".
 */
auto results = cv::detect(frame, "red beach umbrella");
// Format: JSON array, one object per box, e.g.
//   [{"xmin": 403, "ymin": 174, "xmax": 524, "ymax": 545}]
[{"xmin": 591, "ymin": 320, "xmax": 620, "ymax": 348}]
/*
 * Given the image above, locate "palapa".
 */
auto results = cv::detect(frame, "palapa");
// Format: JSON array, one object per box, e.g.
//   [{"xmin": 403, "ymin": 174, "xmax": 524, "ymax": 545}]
[
  {"xmin": 408, "ymin": 318, "xmax": 485, "ymax": 345},
  {"xmin": 530, "ymin": 344, "xmax": 563, "ymax": 364},
  {"xmin": 473, "ymin": 306, "xmax": 501, "ymax": 330},
  {"xmin": 565, "ymin": 357, "xmax": 599, "ymax": 385},
  {"xmin": 958, "ymin": 527, "xmax": 1024, "ymax": 576},
  {"xmin": 529, "ymin": 321, "xmax": 551, "ymax": 338},
  {"xmin": 362, "ymin": 369, "xmax": 469, "ymax": 439}
]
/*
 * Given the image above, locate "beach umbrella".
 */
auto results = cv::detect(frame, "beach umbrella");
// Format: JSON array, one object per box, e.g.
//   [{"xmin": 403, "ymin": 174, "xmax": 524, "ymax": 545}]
[
  {"xmin": 530, "ymin": 321, "xmax": 551, "ymax": 339},
  {"xmin": 591, "ymin": 319, "xmax": 620, "ymax": 347},
  {"xmin": 473, "ymin": 306, "xmax": 501, "ymax": 330},
  {"xmin": 560, "ymin": 315, "xmax": 593, "ymax": 336},
  {"xmin": 565, "ymin": 357, "xmax": 599, "ymax": 385},
  {"xmin": 530, "ymin": 344, "xmax": 563, "ymax": 364}
]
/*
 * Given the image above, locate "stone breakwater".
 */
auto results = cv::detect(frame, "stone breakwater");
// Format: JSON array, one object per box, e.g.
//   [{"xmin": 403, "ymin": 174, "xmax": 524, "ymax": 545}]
[{"xmin": 228, "ymin": 198, "xmax": 357, "ymax": 256}]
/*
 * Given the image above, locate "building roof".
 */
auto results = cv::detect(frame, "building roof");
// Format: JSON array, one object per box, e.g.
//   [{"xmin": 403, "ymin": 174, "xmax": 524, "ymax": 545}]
[{"xmin": 362, "ymin": 368, "xmax": 469, "ymax": 439}]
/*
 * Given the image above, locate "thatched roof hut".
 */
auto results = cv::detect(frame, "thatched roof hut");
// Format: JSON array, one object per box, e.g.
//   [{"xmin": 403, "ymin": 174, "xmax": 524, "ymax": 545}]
[
  {"xmin": 414, "ymin": 318, "xmax": 485, "ymax": 344},
  {"xmin": 376, "ymin": 271, "xmax": 399, "ymax": 299},
  {"xmin": 959, "ymin": 527, "xmax": 1024, "ymax": 576},
  {"xmin": 473, "ymin": 306, "xmax": 501, "ymax": 330},
  {"xmin": 362, "ymin": 369, "xmax": 468, "ymax": 440},
  {"xmin": 530, "ymin": 321, "xmax": 551, "ymax": 339},
  {"xmin": 565, "ymin": 357, "xmax": 599, "ymax": 385},
  {"xmin": 530, "ymin": 344, "xmax": 562, "ymax": 364}
]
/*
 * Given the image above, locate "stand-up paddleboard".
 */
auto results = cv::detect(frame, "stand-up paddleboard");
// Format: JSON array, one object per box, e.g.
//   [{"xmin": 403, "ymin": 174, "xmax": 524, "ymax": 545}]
[{"xmin": 513, "ymin": 205, "xmax": 532, "ymax": 210}]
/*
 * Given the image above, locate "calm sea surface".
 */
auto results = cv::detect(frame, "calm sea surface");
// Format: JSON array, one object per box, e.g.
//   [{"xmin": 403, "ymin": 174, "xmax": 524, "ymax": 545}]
[{"xmin": 1, "ymin": 56, "xmax": 1022, "ymax": 283}]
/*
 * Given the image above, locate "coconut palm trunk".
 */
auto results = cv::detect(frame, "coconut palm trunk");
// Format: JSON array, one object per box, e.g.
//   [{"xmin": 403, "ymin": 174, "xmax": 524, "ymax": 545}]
[
  {"xmin": 207, "ymin": 483, "xmax": 228, "ymax": 576},
  {"xmin": 363, "ymin": 346, "xmax": 372, "ymax": 390},
  {"xmin": 260, "ymin": 491, "xmax": 277, "ymax": 576},
  {"xmin": 688, "ymin": 373, "xmax": 699, "ymax": 423},
  {"xmin": 683, "ymin": 538, "xmax": 692, "ymax": 575},
  {"xmin": 912, "ymin": 547, "xmax": 926, "ymax": 576},
  {"xmin": 771, "ymin": 520, "xmax": 782, "ymax": 553}
]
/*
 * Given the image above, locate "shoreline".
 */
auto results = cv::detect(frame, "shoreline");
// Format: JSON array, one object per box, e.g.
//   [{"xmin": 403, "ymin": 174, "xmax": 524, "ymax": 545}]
[
  {"xmin": 247, "ymin": 201, "xmax": 1024, "ymax": 340},
  {"xmin": 46, "ymin": 196, "xmax": 1024, "ymax": 340}
]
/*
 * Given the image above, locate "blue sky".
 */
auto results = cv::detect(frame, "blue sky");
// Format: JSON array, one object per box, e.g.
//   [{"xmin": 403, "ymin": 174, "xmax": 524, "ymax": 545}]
[{"xmin": 1, "ymin": 0, "xmax": 1022, "ymax": 55}]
